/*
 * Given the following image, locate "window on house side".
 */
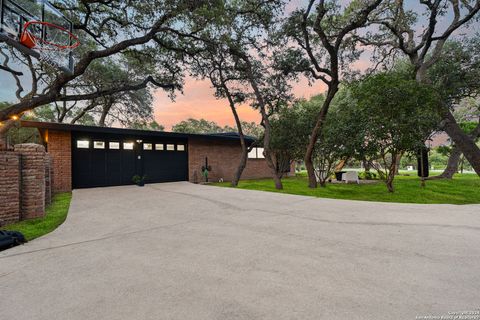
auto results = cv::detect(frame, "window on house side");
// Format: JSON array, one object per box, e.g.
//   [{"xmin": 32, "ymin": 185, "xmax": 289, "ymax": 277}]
[
  {"xmin": 256, "ymin": 147, "xmax": 265, "ymax": 159},
  {"xmin": 248, "ymin": 148, "xmax": 257, "ymax": 159},
  {"xmin": 109, "ymin": 142, "xmax": 120, "ymax": 149},
  {"xmin": 166, "ymin": 144, "xmax": 175, "ymax": 151}
]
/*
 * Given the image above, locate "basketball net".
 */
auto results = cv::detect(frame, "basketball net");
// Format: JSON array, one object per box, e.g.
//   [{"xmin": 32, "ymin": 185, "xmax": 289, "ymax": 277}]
[{"xmin": 20, "ymin": 21, "xmax": 80, "ymax": 72}]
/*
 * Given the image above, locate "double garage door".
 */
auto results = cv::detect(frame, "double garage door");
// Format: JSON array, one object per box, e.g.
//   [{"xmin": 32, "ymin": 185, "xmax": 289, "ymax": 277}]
[{"xmin": 72, "ymin": 132, "xmax": 188, "ymax": 188}]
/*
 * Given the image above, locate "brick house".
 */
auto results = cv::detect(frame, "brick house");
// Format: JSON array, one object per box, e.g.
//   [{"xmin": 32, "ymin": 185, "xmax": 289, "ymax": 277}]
[{"xmin": 20, "ymin": 121, "xmax": 275, "ymax": 191}]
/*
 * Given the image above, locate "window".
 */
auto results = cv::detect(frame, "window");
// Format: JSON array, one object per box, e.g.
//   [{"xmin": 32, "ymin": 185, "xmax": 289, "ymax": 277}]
[
  {"xmin": 77, "ymin": 140, "xmax": 89, "ymax": 149},
  {"xmin": 248, "ymin": 147, "xmax": 265, "ymax": 159},
  {"xmin": 143, "ymin": 143, "xmax": 153, "ymax": 150},
  {"xmin": 155, "ymin": 143, "xmax": 164, "ymax": 151},
  {"xmin": 93, "ymin": 141, "xmax": 105, "ymax": 149},
  {"xmin": 166, "ymin": 144, "xmax": 175, "ymax": 151},
  {"xmin": 177, "ymin": 144, "xmax": 185, "ymax": 151},
  {"xmin": 109, "ymin": 142, "xmax": 120, "ymax": 150},
  {"xmin": 256, "ymin": 147, "xmax": 265, "ymax": 159},
  {"xmin": 123, "ymin": 142, "xmax": 134, "ymax": 150}
]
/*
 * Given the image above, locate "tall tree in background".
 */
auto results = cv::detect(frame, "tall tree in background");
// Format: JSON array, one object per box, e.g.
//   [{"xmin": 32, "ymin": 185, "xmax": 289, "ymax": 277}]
[
  {"xmin": 0, "ymin": 1, "xmax": 223, "ymax": 138},
  {"xmin": 361, "ymin": 0, "xmax": 480, "ymax": 175},
  {"xmin": 282, "ymin": 0, "xmax": 383, "ymax": 188},
  {"xmin": 427, "ymin": 37, "xmax": 480, "ymax": 177},
  {"xmin": 349, "ymin": 72, "xmax": 441, "ymax": 192},
  {"xmin": 193, "ymin": 0, "xmax": 289, "ymax": 189},
  {"xmin": 190, "ymin": 40, "xmax": 253, "ymax": 186},
  {"xmin": 172, "ymin": 118, "xmax": 224, "ymax": 134}
]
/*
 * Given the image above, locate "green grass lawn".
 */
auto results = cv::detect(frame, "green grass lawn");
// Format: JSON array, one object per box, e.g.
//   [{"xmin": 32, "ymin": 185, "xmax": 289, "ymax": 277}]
[
  {"xmin": 4, "ymin": 192, "xmax": 72, "ymax": 241},
  {"xmin": 212, "ymin": 173, "xmax": 480, "ymax": 204}
]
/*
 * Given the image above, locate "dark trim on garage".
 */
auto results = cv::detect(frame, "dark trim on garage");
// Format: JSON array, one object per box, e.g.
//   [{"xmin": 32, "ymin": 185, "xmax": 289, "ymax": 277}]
[
  {"xmin": 21, "ymin": 121, "xmax": 258, "ymax": 189},
  {"xmin": 21, "ymin": 121, "xmax": 256, "ymax": 143}
]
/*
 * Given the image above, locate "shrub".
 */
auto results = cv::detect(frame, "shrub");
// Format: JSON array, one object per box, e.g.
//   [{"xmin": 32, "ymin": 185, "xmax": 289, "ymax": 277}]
[{"xmin": 359, "ymin": 171, "xmax": 378, "ymax": 180}]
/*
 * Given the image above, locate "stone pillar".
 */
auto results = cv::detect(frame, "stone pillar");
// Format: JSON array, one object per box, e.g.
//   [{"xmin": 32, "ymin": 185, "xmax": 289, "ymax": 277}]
[
  {"xmin": 47, "ymin": 130, "xmax": 72, "ymax": 192},
  {"xmin": 45, "ymin": 154, "xmax": 53, "ymax": 206},
  {"xmin": 0, "ymin": 152, "xmax": 21, "ymax": 225},
  {"xmin": 14, "ymin": 143, "xmax": 46, "ymax": 220},
  {"xmin": 0, "ymin": 136, "xmax": 7, "ymax": 151}
]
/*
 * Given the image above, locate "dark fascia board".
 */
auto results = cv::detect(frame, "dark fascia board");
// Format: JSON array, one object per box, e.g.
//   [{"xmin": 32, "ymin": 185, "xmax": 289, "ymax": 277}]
[{"xmin": 21, "ymin": 121, "xmax": 256, "ymax": 143}]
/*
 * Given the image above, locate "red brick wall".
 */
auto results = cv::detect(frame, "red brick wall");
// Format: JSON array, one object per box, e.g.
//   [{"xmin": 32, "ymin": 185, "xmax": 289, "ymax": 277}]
[
  {"xmin": 0, "ymin": 152, "xmax": 21, "ymax": 225},
  {"xmin": 14, "ymin": 144, "xmax": 46, "ymax": 220},
  {"xmin": 0, "ymin": 144, "xmax": 55, "ymax": 224},
  {"xmin": 47, "ymin": 130, "xmax": 72, "ymax": 192},
  {"xmin": 0, "ymin": 135, "xmax": 7, "ymax": 151},
  {"xmin": 188, "ymin": 138, "xmax": 272, "ymax": 183},
  {"xmin": 45, "ymin": 154, "xmax": 53, "ymax": 206}
]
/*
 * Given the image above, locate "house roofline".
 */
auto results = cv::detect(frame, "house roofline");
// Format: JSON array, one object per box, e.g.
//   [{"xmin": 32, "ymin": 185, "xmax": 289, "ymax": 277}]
[{"xmin": 21, "ymin": 121, "xmax": 256, "ymax": 143}]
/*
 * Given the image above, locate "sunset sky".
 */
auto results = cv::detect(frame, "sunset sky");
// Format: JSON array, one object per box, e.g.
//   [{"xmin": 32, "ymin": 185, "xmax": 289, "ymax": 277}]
[
  {"xmin": 152, "ymin": 0, "xmax": 473, "ymax": 131},
  {"xmin": 154, "ymin": 0, "xmax": 325, "ymax": 130},
  {"xmin": 0, "ymin": 0, "xmax": 476, "ymax": 130},
  {"xmin": 153, "ymin": 76, "xmax": 328, "ymax": 130}
]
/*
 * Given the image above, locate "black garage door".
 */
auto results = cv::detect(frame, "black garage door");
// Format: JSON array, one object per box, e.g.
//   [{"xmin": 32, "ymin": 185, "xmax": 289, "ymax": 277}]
[{"xmin": 72, "ymin": 132, "xmax": 188, "ymax": 188}]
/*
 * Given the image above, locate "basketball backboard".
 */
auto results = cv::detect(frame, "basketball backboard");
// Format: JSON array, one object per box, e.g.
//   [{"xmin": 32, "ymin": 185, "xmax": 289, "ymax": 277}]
[{"xmin": 0, "ymin": 0, "xmax": 77, "ymax": 74}]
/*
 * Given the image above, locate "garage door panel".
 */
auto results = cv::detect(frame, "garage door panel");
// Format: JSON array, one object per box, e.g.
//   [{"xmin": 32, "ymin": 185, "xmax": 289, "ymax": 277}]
[
  {"xmin": 72, "ymin": 149, "xmax": 92, "ymax": 188},
  {"xmin": 89, "ymin": 150, "xmax": 107, "ymax": 187},
  {"xmin": 143, "ymin": 150, "xmax": 187, "ymax": 183},
  {"xmin": 105, "ymin": 150, "xmax": 123, "ymax": 186},
  {"xmin": 121, "ymin": 151, "xmax": 136, "ymax": 185},
  {"xmin": 72, "ymin": 134, "xmax": 188, "ymax": 188}
]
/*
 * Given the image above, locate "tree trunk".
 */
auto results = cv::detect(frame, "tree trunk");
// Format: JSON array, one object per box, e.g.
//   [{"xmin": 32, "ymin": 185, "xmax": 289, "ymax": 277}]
[
  {"xmin": 260, "ymin": 113, "xmax": 283, "ymax": 190},
  {"xmin": 386, "ymin": 178, "xmax": 394, "ymax": 193},
  {"xmin": 394, "ymin": 153, "xmax": 403, "ymax": 175},
  {"xmin": 232, "ymin": 148, "xmax": 248, "ymax": 187},
  {"xmin": 334, "ymin": 157, "xmax": 349, "ymax": 172},
  {"xmin": 70, "ymin": 101, "xmax": 97, "ymax": 124},
  {"xmin": 240, "ymin": 55, "xmax": 283, "ymax": 190},
  {"xmin": 363, "ymin": 159, "xmax": 371, "ymax": 172},
  {"xmin": 304, "ymin": 82, "xmax": 339, "ymax": 188},
  {"xmin": 385, "ymin": 156, "xmax": 397, "ymax": 193},
  {"xmin": 441, "ymin": 109, "xmax": 480, "ymax": 176},
  {"xmin": 225, "ymin": 85, "xmax": 247, "ymax": 187},
  {"xmin": 438, "ymin": 145, "xmax": 461, "ymax": 179},
  {"xmin": 98, "ymin": 107, "xmax": 109, "ymax": 127},
  {"xmin": 416, "ymin": 63, "xmax": 480, "ymax": 177}
]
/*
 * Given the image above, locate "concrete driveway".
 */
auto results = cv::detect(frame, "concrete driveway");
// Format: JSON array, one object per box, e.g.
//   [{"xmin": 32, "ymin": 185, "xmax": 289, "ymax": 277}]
[{"xmin": 1, "ymin": 182, "xmax": 479, "ymax": 320}]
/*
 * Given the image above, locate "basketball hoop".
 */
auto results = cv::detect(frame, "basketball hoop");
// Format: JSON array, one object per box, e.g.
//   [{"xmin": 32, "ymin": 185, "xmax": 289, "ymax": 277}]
[{"xmin": 20, "ymin": 21, "xmax": 80, "ymax": 69}]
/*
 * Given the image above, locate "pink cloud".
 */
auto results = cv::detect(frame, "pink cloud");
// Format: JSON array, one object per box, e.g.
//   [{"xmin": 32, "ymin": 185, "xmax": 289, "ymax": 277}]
[
  {"xmin": 153, "ymin": 76, "xmax": 327, "ymax": 131},
  {"xmin": 153, "ymin": 77, "xmax": 261, "ymax": 130}
]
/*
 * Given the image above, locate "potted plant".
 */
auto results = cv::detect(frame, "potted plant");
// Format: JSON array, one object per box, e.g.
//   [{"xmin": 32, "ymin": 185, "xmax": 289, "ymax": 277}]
[
  {"xmin": 201, "ymin": 165, "xmax": 212, "ymax": 183},
  {"xmin": 132, "ymin": 175, "xmax": 146, "ymax": 186}
]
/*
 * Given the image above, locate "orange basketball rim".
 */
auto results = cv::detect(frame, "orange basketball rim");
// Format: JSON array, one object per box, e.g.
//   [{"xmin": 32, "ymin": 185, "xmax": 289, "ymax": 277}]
[{"xmin": 20, "ymin": 21, "xmax": 80, "ymax": 50}]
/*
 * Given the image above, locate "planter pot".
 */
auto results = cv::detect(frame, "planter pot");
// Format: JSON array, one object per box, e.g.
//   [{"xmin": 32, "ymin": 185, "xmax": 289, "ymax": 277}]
[{"xmin": 137, "ymin": 181, "xmax": 145, "ymax": 187}]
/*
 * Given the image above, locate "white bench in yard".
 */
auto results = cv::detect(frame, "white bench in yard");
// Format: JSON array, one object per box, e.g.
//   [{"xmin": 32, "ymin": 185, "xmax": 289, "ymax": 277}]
[{"xmin": 342, "ymin": 171, "xmax": 359, "ymax": 184}]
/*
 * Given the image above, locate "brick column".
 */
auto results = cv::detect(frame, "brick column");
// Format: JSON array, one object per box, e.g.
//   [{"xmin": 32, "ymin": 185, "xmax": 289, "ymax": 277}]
[
  {"xmin": 0, "ymin": 136, "xmax": 7, "ymax": 151},
  {"xmin": 45, "ymin": 154, "xmax": 53, "ymax": 205},
  {"xmin": 14, "ymin": 143, "xmax": 46, "ymax": 220},
  {"xmin": 47, "ymin": 130, "xmax": 72, "ymax": 192},
  {"xmin": 0, "ymin": 152, "xmax": 21, "ymax": 225}
]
